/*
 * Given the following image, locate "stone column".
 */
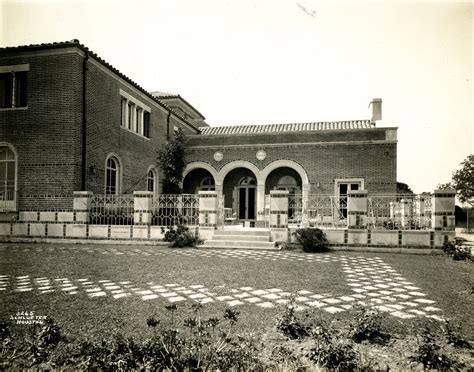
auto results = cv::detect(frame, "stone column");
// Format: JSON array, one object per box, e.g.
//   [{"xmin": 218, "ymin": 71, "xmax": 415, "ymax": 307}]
[
  {"xmin": 400, "ymin": 199, "xmax": 413, "ymax": 229},
  {"xmin": 73, "ymin": 191, "xmax": 92, "ymax": 224},
  {"xmin": 133, "ymin": 191, "xmax": 153, "ymax": 225},
  {"xmin": 199, "ymin": 190, "xmax": 218, "ymax": 240},
  {"xmin": 347, "ymin": 190, "xmax": 368, "ymax": 229},
  {"xmin": 269, "ymin": 190, "xmax": 289, "ymax": 242},
  {"xmin": 301, "ymin": 183, "xmax": 310, "ymax": 227},
  {"xmin": 432, "ymin": 189, "xmax": 456, "ymax": 231},
  {"xmin": 256, "ymin": 183, "xmax": 266, "ymax": 227},
  {"xmin": 198, "ymin": 190, "xmax": 218, "ymax": 227}
]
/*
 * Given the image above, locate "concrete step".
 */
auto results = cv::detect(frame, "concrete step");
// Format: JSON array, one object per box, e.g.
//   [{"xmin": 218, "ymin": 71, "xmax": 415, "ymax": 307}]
[
  {"xmin": 215, "ymin": 228, "xmax": 270, "ymax": 237},
  {"xmin": 212, "ymin": 234, "xmax": 270, "ymax": 242},
  {"xmin": 201, "ymin": 240, "xmax": 275, "ymax": 249}
]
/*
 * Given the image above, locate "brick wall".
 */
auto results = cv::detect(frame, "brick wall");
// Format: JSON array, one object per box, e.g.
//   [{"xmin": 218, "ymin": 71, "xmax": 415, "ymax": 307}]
[
  {"xmin": 185, "ymin": 131, "xmax": 397, "ymax": 194},
  {"xmin": 0, "ymin": 51, "xmax": 83, "ymax": 210},
  {"xmin": 1, "ymin": 46, "xmax": 202, "ymax": 211},
  {"xmin": 84, "ymin": 59, "xmax": 170, "ymax": 194}
]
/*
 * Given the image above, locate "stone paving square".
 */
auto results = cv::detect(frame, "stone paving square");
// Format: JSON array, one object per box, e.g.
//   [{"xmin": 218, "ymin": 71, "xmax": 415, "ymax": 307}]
[
  {"xmin": 160, "ymin": 292, "xmax": 178, "ymax": 298},
  {"xmin": 168, "ymin": 296, "xmax": 186, "ymax": 302},
  {"xmin": 228, "ymin": 300, "xmax": 244, "ymax": 307},
  {"xmin": 324, "ymin": 306, "xmax": 344, "ymax": 314},
  {"xmin": 142, "ymin": 294, "xmax": 159, "ymax": 300},
  {"xmin": 245, "ymin": 297, "xmax": 262, "ymax": 303}
]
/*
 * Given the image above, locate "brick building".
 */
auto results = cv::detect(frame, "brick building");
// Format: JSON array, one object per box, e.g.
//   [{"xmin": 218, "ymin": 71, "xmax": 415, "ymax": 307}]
[
  {"xmin": 0, "ymin": 40, "xmax": 204, "ymax": 211},
  {"xmin": 0, "ymin": 40, "xmax": 397, "ymax": 227}
]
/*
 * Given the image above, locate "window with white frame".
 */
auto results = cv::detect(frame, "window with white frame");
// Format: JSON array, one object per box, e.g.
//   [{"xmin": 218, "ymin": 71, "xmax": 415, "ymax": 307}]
[
  {"xmin": 120, "ymin": 89, "xmax": 151, "ymax": 138},
  {"xmin": 0, "ymin": 64, "xmax": 29, "ymax": 109},
  {"xmin": 147, "ymin": 168, "xmax": 157, "ymax": 194},
  {"xmin": 0, "ymin": 145, "xmax": 17, "ymax": 210},
  {"xmin": 200, "ymin": 176, "xmax": 215, "ymax": 191},
  {"xmin": 105, "ymin": 156, "xmax": 120, "ymax": 195}
]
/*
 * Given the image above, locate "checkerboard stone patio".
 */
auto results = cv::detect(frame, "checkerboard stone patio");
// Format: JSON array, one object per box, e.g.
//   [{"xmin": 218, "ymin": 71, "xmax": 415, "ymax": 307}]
[{"xmin": 0, "ymin": 248, "xmax": 445, "ymax": 321}]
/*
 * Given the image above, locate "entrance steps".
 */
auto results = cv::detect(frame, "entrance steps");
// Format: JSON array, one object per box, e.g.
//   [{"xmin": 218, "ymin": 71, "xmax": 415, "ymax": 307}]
[{"xmin": 201, "ymin": 228, "xmax": 277, "ymax": 250}]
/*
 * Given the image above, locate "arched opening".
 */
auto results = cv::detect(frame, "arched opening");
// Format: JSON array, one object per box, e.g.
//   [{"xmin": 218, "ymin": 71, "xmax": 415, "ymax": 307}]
[
  {"xmin": 223, "ymin": 168, "xmax": 257, "ymax": 221},
  {"xmin": 264, "ymin": 167, "xmax": 302, "ymax": 194},
  {"xmin": 183, "ymin": 168, "xmax": 215, "ymax": 194},
  {"xmin": 147, "ymin": 168, "xmax": 158, "ymax": 194},
  {"xmin": 265, "ymin": 167, "xmax": 303, "ymax": 223},
  {"xmin": 0, "ymin": 145, "xmax": 17, "ymax": 210},
  {"xmin": 105, "ymin": 156, "xmax": 121, "ymax": 195}
]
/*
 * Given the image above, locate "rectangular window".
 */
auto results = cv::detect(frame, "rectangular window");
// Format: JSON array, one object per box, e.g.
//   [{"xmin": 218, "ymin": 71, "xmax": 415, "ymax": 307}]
[
  {"xmin": 136, "ymin": 107, "xmax": 142, "ymax": 134},
  {"xmin": 0, "ymin": 71, "xmax": 27, "ymax": 108},
  {"xmin": 143, "ymin": 112, "xmax": 151, "ymax": 138},
  {"xmin": 120, "ymin": 98, "xmax": 127, "ymax": 127},
  {"xmin": 127, "ymin": 102, "xmax": 134, "ymax": 130}
]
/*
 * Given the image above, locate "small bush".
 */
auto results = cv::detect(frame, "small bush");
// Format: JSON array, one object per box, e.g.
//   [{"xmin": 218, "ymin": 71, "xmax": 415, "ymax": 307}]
[
  {"xmin": 293, "ymin": 228, "xmax": 329, "ymax": 253},
  {"xmin": 307, "ymin": 323, "xmax": 358, "ymax": 369},
  {"xmin": 443, "ymin": 240, "xmax": 472, "ymax": 261},
  {"xmin": 161, "ymin": 225, "xmax": 201, "ymax": 248},
  {"xmin": 444, "ymin": 320, "xmax": 471, "ymax": 349},
  {"xmin": 350, "ymin": 306, "xmax": 390, "ymax": 345},
  {"xmin": 411, "ymin": 326, "xmax": 463, "ymax": 369},
  {"xmin": 276, "ymin": 300, "xmax": 310, "ymax": 340}
]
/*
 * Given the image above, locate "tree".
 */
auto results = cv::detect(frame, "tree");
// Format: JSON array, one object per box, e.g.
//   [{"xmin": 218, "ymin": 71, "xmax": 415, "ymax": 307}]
[
  {"xmin": 157, "ymin": 129, "xmax": 186, "ymax": 194},
  {"xmin": 451, "ymin": 155, "xmax": 473, "ymax": 206},
  {"xmin": 396, "ymin": 182, "xmax": 414, "ymax": 194}
]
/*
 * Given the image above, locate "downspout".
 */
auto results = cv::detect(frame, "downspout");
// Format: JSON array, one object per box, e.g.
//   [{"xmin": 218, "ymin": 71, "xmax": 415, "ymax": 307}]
[
  {"xmin": 81, "ymin": 51, "xmax": 89, "ymax": 190},
  {"xmin": 166, "ymin": 111, "xmax": 171, "ymax": 141}
]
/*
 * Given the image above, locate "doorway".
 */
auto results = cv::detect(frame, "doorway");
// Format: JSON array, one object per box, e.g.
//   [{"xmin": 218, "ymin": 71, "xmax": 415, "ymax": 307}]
[{"xmin": 237, "ymin": 176, "xmax": 256, "ymax": 221}]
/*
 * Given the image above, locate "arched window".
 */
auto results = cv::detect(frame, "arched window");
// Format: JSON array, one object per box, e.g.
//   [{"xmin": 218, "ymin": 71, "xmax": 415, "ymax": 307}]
[
  {"xmin": 239, "ymin": 176, "xmax": 256, "ymax": 186},
  {"xmin": 276, "ymin": 175, "xmax": 300, "ymax": 194},
  {"xmin": 105, "ymin": 156, "xmax": 120, "ymax": 194},
  {"xmin": 200, "ymin": 176, "xmax": 215, "ymax": 191},
  {"xmin": 0, "ymin": 145, "xmax": 16, "ymax": 209},
  {"xmin": 147, "ymin": 168, "xmax": 157, "ymax": 194}
]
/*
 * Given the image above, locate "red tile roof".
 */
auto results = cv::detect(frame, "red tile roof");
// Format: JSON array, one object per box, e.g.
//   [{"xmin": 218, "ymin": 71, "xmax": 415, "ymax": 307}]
[{"xmin": 200, "ymin": 120, "xmax": 373, "ymax": 135}]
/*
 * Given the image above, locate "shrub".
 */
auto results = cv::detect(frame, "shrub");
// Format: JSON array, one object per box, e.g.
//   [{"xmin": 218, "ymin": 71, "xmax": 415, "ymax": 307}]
[
  {"xmin": 350, "ymin": 306, "xmax": 390, "ymax": 344},
  {"xmin": 443, "ymin": 240, "xmax": 472, "ymax": 261},
  {"xmin": 444, "ymin": 320, "xmax": 471, "ymax": 349},
  {"xmin": 411, "ymin": 326, "xmax": 463, "ymax": 369},
  {"xmin": 161, "ymin": 225, "xmax": 201, "ymax": 248},
  {"xmin": 307, "ymin": 322, "xmax": 358, "ymax": 369},
  {"xmin": 276, "ymin": 300, "xmax": 310, "ymax": 340},
  {"xmin": 293, "ymin": 228, "xmax": 329, "ymax": 253}
]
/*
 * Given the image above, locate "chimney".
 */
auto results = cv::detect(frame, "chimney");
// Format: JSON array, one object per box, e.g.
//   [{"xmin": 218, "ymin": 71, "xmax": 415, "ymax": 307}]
[{"xmin": 370, "ymin": 98, "xmax": 382, "ymax": 124}]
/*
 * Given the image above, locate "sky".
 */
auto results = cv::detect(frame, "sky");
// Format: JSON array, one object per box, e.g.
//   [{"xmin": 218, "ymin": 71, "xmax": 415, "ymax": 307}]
[{"xmin": 1, "ymin": 0, "xmax": 472, "ymax": 193}]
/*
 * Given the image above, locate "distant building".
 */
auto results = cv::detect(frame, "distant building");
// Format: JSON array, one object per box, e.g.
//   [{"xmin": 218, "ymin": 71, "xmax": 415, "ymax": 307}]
[{"xmin": 0, "ymin": 40, "xmax": 397, "ymax": 228}]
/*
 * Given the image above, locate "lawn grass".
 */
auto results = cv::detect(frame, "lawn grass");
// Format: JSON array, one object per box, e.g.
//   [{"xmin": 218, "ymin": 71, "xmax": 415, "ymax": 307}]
[{"xmin": 1, "ymin": 242, "xmax": 473, "ymax": 343}]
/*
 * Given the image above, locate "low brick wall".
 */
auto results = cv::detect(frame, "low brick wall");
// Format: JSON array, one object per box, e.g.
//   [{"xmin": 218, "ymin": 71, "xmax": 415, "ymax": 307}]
[
  {"xmin": 0, "ymin": 221, "xmax": 455, "ymax": 251},
  {"xmin": 289, "ymin": 227, "xmax": 454, "ymax": 250},
  {"xmin": 0, "ymin": 222, "xmax": 174, "ymax": 241}
]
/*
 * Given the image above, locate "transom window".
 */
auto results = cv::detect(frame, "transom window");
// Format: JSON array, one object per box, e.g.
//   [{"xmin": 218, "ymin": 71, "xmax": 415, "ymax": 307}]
[
  {"xmin": 105, "ymin": 157, "xmax": 120, "ymax": 194},
  {"xmin": 276, "ymin": 175, "xmax": 300, "ymax": 194},
  {"xmin": 0, "ymin": 65, "xmax": 28, "ymax": 109},
  {"xmin": 239, "ymin": 176, "xmax": 256, "ymax": 186},
  {"xmin": 200, "ymin": 176, "xmax": 215, "ymax": 191}
]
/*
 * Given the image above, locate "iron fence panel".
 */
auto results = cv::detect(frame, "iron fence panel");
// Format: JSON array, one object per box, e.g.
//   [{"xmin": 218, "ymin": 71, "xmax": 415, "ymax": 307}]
[{"xmin": 152, "ymin": 194, "xmax": 199, "ymax": 226}]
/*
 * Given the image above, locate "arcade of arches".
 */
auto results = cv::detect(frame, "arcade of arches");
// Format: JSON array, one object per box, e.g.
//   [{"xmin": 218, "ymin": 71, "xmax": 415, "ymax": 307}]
[{"xmin": 182, "ymin": 161, "xmax": 309, "ymax": 226}]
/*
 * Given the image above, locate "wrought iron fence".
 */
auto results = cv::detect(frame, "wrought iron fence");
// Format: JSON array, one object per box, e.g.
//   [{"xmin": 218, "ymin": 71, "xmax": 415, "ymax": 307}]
[
  {"xmin": 368, "ymin": 194, "xmax": 432, "ymax": 230},
  {"xmin": 288, "ymin": 194, "xmax": 303, "ymax": 226},
  {"xmin": 89, "ymin": 194, "xmax": 134, "ymax": 225},
  {"xmin": 306, "ymin": 194, "xmax": 348, "ymax": 228},
  {"xmin": 151, "ymin": 194, "xmax": 199, "ymax": 226}
]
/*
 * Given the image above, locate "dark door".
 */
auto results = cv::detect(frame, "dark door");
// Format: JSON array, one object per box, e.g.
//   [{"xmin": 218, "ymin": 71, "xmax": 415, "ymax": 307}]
[{"xmin": 238, "ymin": 186, "xmax": 256, "ymax": 220}]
